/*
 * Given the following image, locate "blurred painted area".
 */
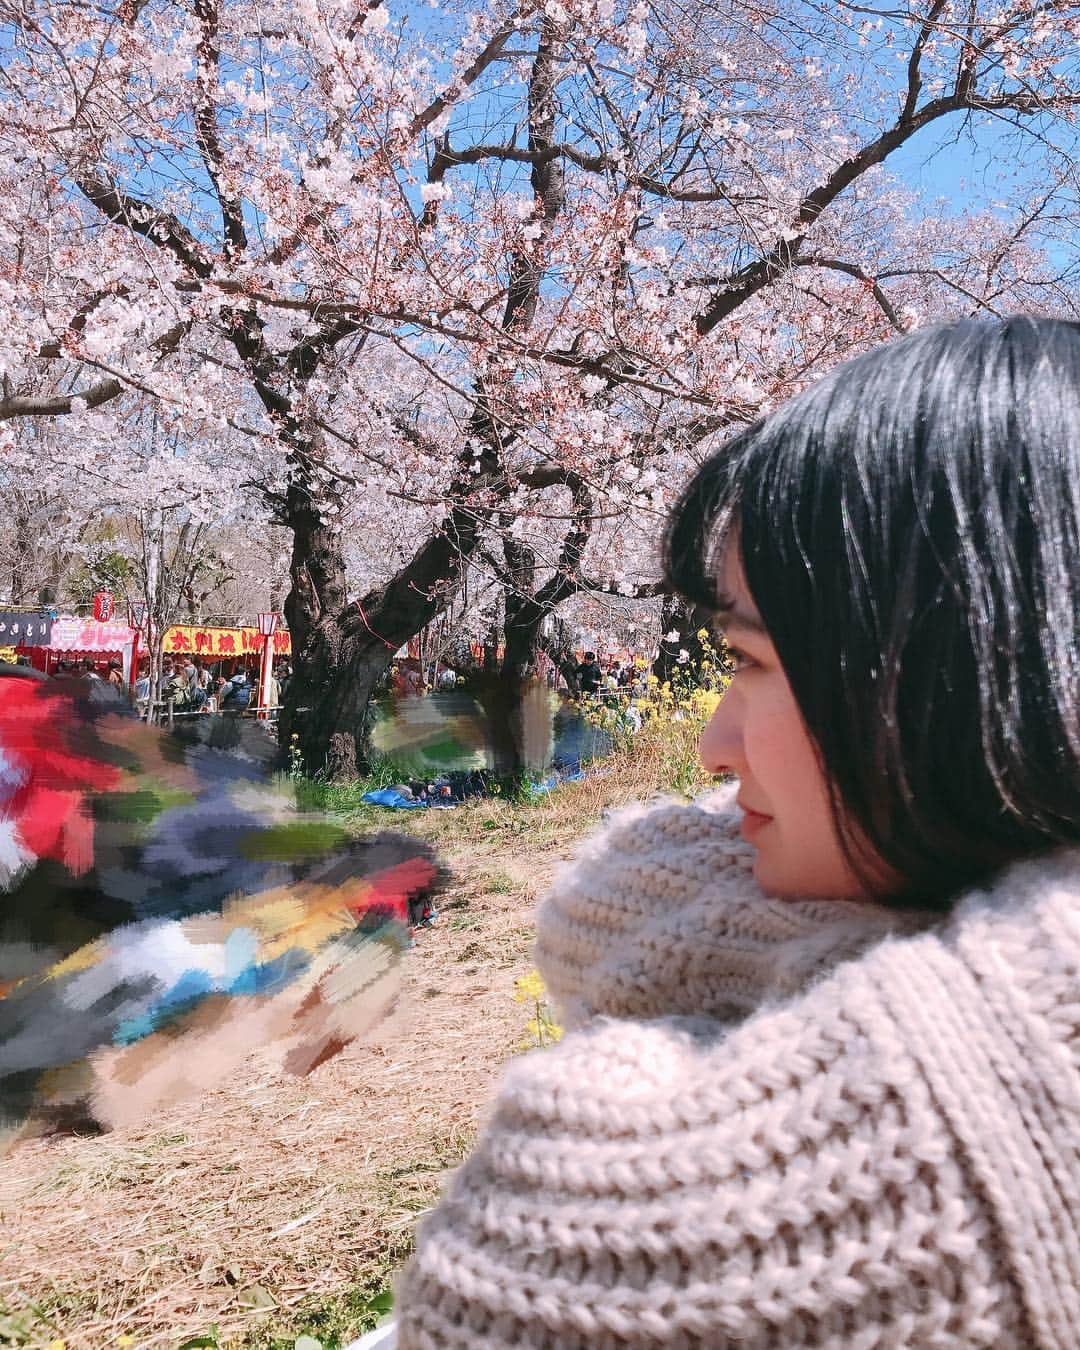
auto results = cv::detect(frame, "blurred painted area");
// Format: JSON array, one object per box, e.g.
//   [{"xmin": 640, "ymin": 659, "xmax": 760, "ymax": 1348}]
[{"xmin": 0, "ymin": 668, "xmax": 443, "ymax": 1150}]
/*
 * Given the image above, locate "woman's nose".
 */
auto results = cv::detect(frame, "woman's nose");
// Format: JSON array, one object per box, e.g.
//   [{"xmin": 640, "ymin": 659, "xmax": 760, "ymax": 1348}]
[{"xmin": 699, "ymin": 690, "xmax": 744, "ymax": 777}]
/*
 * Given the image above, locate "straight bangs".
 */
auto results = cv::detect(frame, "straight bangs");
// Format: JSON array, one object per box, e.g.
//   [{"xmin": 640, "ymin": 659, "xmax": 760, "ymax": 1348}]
[{"xmin": 663, "ymin": 317, "xmax": 1080, "ymax": 906}]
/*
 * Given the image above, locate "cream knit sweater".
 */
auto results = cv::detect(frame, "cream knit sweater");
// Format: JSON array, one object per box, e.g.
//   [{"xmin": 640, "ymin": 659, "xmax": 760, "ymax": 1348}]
[{"xmin": 396, "ymin": 787, "xmax": 1080, "ymax": 1348}]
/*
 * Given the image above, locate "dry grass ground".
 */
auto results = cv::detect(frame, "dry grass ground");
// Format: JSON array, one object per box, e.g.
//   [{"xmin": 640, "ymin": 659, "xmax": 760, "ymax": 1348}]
[{"xmin": 0, "ymin": 755, "xmax": 676, "ymax": 1350}]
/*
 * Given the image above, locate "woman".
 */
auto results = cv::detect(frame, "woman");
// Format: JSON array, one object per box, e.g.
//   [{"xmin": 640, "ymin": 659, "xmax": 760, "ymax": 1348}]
[{"xmin": 388, "ymin": 318, "xmax": 1080, "ymax": 1348}]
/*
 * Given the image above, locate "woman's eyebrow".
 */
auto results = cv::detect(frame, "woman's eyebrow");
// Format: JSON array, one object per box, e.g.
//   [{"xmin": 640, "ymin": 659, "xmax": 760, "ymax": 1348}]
[{"xmin": 714, "ymin": 605, "xmax": 768, "ymax": 635}]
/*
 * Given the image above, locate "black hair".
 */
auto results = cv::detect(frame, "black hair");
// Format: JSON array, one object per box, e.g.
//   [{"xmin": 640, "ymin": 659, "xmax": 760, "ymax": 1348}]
[{"xmin": 664, "ymin": 317, "xmax": 1080, "ymax": 907}]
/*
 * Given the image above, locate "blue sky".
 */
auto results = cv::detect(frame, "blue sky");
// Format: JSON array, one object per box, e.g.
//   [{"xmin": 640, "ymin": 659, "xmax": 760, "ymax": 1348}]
[{"xmin": 887, "ymin": 109, "xmax": 1079, "ymax": 269}]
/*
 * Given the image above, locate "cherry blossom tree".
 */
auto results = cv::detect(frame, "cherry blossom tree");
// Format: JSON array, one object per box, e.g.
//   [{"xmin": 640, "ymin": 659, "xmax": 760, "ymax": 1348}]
[
  {"xmin": 1, "ymin": 0, "xmax": 1079, "ymax": 773},
  {"xmin": 0, "ymin": 392, "xmax": 267, "ymax": 708}
]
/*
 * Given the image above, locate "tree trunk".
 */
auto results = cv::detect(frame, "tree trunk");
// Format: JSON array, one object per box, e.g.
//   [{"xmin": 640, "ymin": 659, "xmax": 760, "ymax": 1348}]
[
  {"xmin": 277, "ymin": 477, "xmax": 364, "ymax": 776},
  {"xmin": 283, "ymin": 622, "xmax": 390, "ymax": 780},
  {"xmin": 486, "ymin": 591, "xmax": 549, "ymax": 775},
  {"xmin": 279, "ymin": 474, "xmax": 489, "ymax": 779},
  {"xmin": 653, "ymin": 594, "xmax": 713, "ymax": 685}
]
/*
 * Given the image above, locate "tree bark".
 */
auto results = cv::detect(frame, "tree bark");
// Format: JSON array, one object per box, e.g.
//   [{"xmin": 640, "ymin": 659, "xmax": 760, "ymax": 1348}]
[
  {"xmin": 482, "ymin": 576, "xmax": 549, "ymax": 775},
  {"xmin": 278, "ymin": 461, "xmax": 497, "ymax": 777},
  {"xmin": 653, "ymin": 594, "xmax": 714, "ymax": 685}
]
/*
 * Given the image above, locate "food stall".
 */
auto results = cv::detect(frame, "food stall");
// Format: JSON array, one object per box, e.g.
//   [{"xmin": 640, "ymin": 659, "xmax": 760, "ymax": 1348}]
[
  {"xmin": 0, "ymin": 610, "xmax": 53, "ymax": 665},
  {"xmin": 162, "ymin": 623, "xmax": 291, "ymax": 668},
  {"xmin": 18, "ymin": 614, "xmax": 138, "ymax": 683},
  {"xmin": 163, "ymin": 622, "xmax": 291, "ymax": 713}
]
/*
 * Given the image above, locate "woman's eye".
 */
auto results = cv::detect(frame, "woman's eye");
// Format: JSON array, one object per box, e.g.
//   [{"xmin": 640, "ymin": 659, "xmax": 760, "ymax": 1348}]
[{"xmin": 726, "ymin": 646, "xmax": 755, "ymax": 673}]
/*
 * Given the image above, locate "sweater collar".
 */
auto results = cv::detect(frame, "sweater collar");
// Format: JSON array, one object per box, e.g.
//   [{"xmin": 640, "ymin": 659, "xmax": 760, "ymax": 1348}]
[{"xmin": 537, "ymin": 785, "xmax": 940, "ymax": 1029}]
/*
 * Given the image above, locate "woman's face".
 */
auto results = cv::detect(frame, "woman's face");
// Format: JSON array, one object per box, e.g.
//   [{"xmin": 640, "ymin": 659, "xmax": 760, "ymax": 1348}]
[{"xmin": 698, "ymin": 548, "xmax": 888, "ymax": 900}]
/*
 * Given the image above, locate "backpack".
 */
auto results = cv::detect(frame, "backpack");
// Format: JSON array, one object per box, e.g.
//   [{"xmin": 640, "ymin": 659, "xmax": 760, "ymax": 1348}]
[{"xmin": 222, "ymin": 679, "xmax": 250, "ymax": 710}]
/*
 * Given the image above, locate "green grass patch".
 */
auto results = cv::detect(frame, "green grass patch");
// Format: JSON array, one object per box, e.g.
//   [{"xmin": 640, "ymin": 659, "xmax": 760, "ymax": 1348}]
[
  {"xmin": 227, "ymin": 1269, "xmax": 396, "ymax": 1349},
  {"xmin": 0, "ymin": 1286, "xmax": 86, "ymax": 1346},
  {"xmin": 483, "ymin": 872, "xmax": 514, "ymax": 894}
]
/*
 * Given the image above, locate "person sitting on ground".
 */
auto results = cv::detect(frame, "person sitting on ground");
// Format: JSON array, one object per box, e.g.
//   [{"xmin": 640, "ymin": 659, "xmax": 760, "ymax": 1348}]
[{"xmin": 392, "ymin": 317, "xmax": 1080, "ymax": 1349}]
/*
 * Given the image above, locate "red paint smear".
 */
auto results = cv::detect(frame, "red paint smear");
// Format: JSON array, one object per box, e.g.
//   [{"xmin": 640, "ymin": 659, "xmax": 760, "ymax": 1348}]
[
  {"xmin": 350, "ymin": 855, "xmax": 439, "ymax": 923},
  {"xmin": 0, "ymin": 680, "xmax": 121, "ymax": 873}
]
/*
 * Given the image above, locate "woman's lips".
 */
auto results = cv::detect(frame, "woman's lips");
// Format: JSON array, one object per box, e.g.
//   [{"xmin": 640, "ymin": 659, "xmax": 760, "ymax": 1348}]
[{"xmin": 738, "ymin": 806, "xmax": 773, "ymax": 841}]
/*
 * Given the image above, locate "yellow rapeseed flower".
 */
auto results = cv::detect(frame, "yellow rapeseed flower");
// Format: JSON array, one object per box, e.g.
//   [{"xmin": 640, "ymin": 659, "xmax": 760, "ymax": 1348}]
[{"xmin": 514, "ymin": 970, "xmax": 546, "ymax": 1003}]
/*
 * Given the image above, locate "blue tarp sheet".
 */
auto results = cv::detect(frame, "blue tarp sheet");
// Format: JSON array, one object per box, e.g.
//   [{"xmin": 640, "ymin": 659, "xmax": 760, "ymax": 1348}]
[{"xmin": 361, "ymin": 788, "xmax": 428, "ymax": 809}]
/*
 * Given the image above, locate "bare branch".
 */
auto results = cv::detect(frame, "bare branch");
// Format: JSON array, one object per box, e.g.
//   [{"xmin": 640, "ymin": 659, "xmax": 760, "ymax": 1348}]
[
  {"xmin": 792, "ymin": 257, "xmax": 905, "ymax": 331},
  {"xmin": 695, "ymin": 82, "xmax": 1080, "ymax": 338},
  {"xmin": 406, "ymin": 20, "xmax": 519, "ymax": 142},
  {"xmin": 426, "ymin": 138, "xmax": 750, "ymax": 203}
]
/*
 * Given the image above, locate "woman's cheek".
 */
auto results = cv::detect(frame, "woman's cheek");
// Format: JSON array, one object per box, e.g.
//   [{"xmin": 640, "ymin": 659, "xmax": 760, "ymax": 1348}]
[{"xmin": 756, "ymin": 679, "xmax": 822, "ymax": 811}]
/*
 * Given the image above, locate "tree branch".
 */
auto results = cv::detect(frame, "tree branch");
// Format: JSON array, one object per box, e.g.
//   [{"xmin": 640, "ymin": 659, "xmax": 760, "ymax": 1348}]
[
  {"xmin": 425, "ymin": 138, "xmax": 750, "ymax": 203},
  {"xmin": 694, "ymin": 79, "xmax": 1080, "ymax": 338},
  {"xmin": 0, "ymin": 321, "xmax": 190, "ymax": 420},
  {"xmin": 76, "ymin": 174, "xmax": 214, "ymax": 278},
  {"xmin": 193, "ymin": 0, "xmax": 247, "ymax": 258},
  {"xmin": 791, "ymin": 257, "xmax": 905, "ymax": 331},
  {"xmin": 406, "ymin": 20, "xmax": 519, "ymax": 142}
]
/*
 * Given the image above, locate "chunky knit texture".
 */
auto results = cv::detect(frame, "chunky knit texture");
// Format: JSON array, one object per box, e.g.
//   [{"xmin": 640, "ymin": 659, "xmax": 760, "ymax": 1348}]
[{"xmin": 396, "ymin": 787, "xmax": 1080, "ymax": 1348}]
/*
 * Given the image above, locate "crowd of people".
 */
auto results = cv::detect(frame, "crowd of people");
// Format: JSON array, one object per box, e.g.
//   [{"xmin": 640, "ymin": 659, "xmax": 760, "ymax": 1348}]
[
  {"xmin": 37, "ymin": 654, "xmax": 297, "ymax": 723},
  {"xmin": 554, "ymin": 649, "xmax": 649, "ymax": 700},
  {"xmin": 389, "ymin": 650, "xmax": 651, "ymax": 702},
  {"xmin": 129, "ymin": 657, "xmax": 294, "ymax": 718},
  {"xmin": 47, "ymin": 649, "xmax": 645, "ymax": 720}
]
